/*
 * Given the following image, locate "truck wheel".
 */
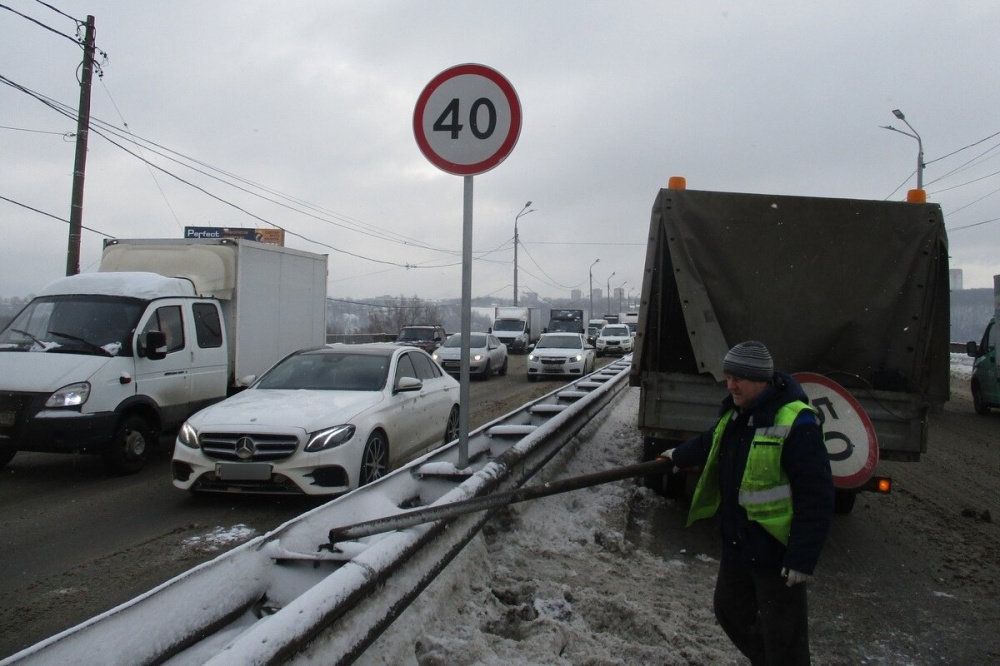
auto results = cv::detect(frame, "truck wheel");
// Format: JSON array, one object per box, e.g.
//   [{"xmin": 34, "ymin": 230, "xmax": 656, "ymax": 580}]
[
  {"xmin": 359, "ymin": 430, "xmax": 389, "ymax": 486},
  {"xmin": 0, "ymin": 449, "xmax": 15, "ymax": 468},
  {"xmin": 834, "ymin": 489, "xmax": 857, "ymax": 514},
  {"xmin": 444, "ymin": 405, "xmax": 460, "ymax": 445},
  {"xmin": 104, "ymin": 415, "xmax": 154, "ymax": 475},
  {"xmin": 972, "ymin": 383, "xmax": 990, "ymax": 415}
]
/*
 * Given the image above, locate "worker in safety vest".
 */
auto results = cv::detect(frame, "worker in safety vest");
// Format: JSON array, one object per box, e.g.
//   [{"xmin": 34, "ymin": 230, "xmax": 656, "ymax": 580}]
[{"xmin": 664, "ymin": 340, "xmax": 833, "ymax": 666}]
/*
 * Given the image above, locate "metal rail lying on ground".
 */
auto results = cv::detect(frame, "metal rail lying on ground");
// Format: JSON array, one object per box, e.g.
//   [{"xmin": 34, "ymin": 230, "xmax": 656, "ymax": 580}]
[{"xmin": 1, "ymin": 358, "xmax": 633, "ymax": 666}]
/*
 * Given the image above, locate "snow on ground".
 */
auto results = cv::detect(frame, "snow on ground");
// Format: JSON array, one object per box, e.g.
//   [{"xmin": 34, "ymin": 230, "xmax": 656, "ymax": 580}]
[
  {"xmin": 355, "ymin": 386, "xmax": 743, "ymax": 666},
  {"xmin": 181, "ymin": 525, "xmax": 257, "ymax": 553}
]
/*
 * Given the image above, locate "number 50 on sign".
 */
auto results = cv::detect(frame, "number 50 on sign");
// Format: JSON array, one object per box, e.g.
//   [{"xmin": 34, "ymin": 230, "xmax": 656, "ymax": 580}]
[{"xmin": 413, "ymin": 64, "xmax": 522, "ymax": 176}]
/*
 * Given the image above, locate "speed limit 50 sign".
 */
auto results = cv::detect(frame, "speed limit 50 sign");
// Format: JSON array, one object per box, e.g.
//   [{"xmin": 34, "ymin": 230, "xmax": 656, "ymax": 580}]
[
  {"xmin": 413, "ymin": 64, "xmax": 521, "ymax": 176},
  {"xmin": 793, "ymin": 372, "xmax": 879, "ymax": 489}
]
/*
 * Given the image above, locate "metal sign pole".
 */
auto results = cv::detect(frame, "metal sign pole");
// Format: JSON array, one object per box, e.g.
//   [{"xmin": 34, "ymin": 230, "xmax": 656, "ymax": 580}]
[{"xmin": 458, "ymin": 175, "xmax": 473, "ymax": 469}]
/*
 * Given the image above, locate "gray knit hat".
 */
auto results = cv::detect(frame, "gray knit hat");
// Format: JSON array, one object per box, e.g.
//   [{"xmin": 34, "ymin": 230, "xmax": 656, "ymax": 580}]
[{"xmin": 722, "ymin": 340, "xmax": 773, "ymax": 381}]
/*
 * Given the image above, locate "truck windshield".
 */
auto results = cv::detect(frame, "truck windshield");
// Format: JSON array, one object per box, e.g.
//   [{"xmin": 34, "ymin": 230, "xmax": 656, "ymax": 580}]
[
  {"xmin": 0, "ymin": 295, "xmax": 144, "ymax": 356},
  {"xmin": 492, "ymin": 320, "xmax": 525, "ymax": 332},
  {"xmin": 547, "ymin": 320, "xmax": 581, "ymax": 333}
]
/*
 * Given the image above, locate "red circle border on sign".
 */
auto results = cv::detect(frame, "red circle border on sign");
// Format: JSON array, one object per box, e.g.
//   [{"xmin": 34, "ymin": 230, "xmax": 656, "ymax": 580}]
[
  {"xmin": 413, "ymin": 63, "xmax": 522, "ymax": 176},
  {"xmin": 792, "ymin": 372, "xmax": 879, "ymax": 489}
]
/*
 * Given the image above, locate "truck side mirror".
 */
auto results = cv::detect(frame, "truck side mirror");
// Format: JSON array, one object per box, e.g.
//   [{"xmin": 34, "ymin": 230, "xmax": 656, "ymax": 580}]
[
  {"xmin": 143, "ymin": 330, "xmax": 168, "ymax": 360},
  {"xmin": 967, "ymin": 340, "xmax": 981, "ymax": 358}
]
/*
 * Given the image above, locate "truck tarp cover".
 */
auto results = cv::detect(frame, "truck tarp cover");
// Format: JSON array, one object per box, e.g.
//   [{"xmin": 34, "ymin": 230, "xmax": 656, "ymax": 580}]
[{"xmin": 632, "ymin": 188, "xmax": 950, "ymax": 402}]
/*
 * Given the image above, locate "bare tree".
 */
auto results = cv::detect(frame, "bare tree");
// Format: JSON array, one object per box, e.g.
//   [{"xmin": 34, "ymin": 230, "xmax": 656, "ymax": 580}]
[{"xmin": 364, "ymin": 296, "xmax": 443, "ymax": 335}]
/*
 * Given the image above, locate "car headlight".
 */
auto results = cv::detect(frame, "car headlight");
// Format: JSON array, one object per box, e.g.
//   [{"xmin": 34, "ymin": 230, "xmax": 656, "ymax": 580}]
[
  {"xmin": 45, "ymin": 382, "xmax": 90, "ymax": 408},
  {"xmin": 178, "ymin": 421, "xmax": 200, "ymax": 448},
  {"xmin": 528, "ymin": 353, "xmax": 536, "ymax": 361},
  {"xmin": 574, "ymin": 354, "xmax": 583, "ymax": 362},
  {"xmin": 432, "ymin": 353, "xmax": 439, "ymax": 360},
  {"xmin": 306, "ymin": 425, "xmax": 356, "ymax": 452},
  {"xmin": 472, "ymin": 353, "xmax": 483, "ymax": 362}
]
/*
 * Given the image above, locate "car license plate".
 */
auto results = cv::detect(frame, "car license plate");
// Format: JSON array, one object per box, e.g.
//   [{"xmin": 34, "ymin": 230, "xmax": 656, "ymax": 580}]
[
  {"xmin": 0, "ymin": 411, "xmax": 15, "ymax": 427},
  {"xmin": 215, "ymin": 462, "xmax": 272, "ymax": 481}
]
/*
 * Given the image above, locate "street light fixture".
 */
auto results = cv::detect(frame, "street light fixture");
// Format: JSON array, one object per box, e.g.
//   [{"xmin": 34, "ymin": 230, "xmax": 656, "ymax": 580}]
[
  {"xmin": 588, "ymin": 259, "xmax": 600, "ymax": 322},
  {"xmin": 513, "ymin": 201, "xmax": 535, "ymax": 306},
  {"xmin": 880, "ymin": 109, "xmax": 924, "ymax": 190},
  {"xmin": 605, "ymin": 271, "xmax": 616, "ymax": 317}
]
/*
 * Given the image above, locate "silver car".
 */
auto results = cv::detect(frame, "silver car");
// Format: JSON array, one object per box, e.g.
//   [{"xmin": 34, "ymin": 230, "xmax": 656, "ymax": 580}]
[{"xmin": 433, "ymin": 332, "xmax": 508, "ymax": 379}]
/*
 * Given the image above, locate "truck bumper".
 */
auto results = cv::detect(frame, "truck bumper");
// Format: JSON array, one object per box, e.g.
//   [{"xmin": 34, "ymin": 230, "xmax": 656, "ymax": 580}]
[{"xmin": 0, "ymin": 392, "xmax": 119, "ymax": 454}]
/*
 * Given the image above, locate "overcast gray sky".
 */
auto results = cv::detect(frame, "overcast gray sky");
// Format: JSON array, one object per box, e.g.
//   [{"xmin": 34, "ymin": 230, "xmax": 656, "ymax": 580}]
[{"xmin": 2, "ymin": 1, "xmax": 998, "ymax": 303}]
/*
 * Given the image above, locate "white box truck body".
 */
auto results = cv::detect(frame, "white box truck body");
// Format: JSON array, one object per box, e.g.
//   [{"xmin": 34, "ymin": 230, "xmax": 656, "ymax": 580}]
[
  {"xmin": 492, "ymin": 306, "xmax": 541, "ymax": 353},
  {"xmin": 0, "ymin": 238, "xmax": 327, "ymax": 473}
]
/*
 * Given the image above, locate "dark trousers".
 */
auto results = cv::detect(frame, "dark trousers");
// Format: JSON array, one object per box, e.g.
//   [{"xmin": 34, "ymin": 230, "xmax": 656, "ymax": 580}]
[{"xmin": 713, "ymin": 559, "xmax": 811, "ymax": 666}]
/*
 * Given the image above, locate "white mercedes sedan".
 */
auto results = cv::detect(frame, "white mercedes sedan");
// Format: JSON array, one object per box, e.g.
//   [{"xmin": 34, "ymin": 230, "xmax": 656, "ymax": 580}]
[{"xmin": 171, "ymin": 344, "xmax": 460, "ymax": 496}]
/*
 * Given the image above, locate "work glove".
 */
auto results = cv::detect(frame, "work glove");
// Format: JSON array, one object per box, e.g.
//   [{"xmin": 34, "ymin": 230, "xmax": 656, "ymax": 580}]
[
  {"xmin": 781, "ymin": 567, "xmax": 810, "ymax": 587},
  {"xmin": 656, "ymin": 449, "xmax": 675, "ymax": 468}
]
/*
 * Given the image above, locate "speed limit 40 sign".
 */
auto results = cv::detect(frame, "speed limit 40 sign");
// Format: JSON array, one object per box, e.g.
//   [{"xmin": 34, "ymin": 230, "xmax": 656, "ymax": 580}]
[{"xmin": 413, "ymin": 63, "xmax": 522, "ymax": 176}]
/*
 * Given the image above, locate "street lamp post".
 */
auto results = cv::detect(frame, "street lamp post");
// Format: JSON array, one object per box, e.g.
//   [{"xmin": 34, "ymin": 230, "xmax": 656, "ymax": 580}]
[
  {"xmin": 617, "ymin": 280, "xmax": 627, "ymax": 312},
  {"xmin": 880, "ymin": 109, "xmax": 924, "ymax": 190},
  {"xmin": 628, "ymin": 288, "xmax": 635, "ymax": 310},
  {"xmin": 588, "ymin": 259, "xmax": 600, "ymax": 321},
  {"xmin": 513, "ymin": 201, "xmax": 535, "ymax": 306},
  {"xmin": 605, "ymin": 271, "xmax": 615, "ymax": 317}
]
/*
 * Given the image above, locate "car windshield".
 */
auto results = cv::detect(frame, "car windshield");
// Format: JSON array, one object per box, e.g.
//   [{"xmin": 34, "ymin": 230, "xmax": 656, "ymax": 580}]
[
  {"xmin": 536, "ymin": 335, "xmax": 582, "ymax": 350},
  {"xmin": 256, "ymin": 351, "xmax": 390, "ymax": 391},
  {"xmin": 602, "ymin": 326, "xmax": 629, "ymax": 337},
  {"xmin": 443, "ymin": 333, "xmax": 486, "ymax": 348},
  {"xmin": 398, "ymin": 328, "xmax": 434, "ymax": 342}
]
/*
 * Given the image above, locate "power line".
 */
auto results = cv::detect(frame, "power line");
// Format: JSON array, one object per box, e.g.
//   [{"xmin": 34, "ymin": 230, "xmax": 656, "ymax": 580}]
[
  {"xmin": 33, "ymin": 0, "xmax": 80, "ymax": 24},
  {"xmin": 0, "ymin": 2, "xmax": 79, "ymax": 44},
  {"xmin": 0, "ymin": 193, "xmax": 114, "ymax": 237}
]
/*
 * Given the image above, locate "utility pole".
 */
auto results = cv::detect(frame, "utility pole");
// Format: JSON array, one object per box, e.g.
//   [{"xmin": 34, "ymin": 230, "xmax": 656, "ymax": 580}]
[
  {"xmin": 512, "ymin": 202, "xmax": 534, "ymax": 306},
  {"xmin": 66, "ymin": 15, "xmax": 96, "ymax": 276}
]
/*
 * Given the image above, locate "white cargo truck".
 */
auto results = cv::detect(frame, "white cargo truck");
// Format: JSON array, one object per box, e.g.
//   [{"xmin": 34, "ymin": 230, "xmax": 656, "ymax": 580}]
[
  {"xmin": 492, "ymin": 306, "xmax": 541, "ymax": 353},
  {"xmin": 0, "ymin": 238, "xmax": 328, "ymax": 473}
]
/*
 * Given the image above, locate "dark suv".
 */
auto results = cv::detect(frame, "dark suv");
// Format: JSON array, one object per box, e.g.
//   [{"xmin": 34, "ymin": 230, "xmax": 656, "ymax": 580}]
[{"xmin": 396, "ymin": 325, "xmax": 447, "ymax": 353}]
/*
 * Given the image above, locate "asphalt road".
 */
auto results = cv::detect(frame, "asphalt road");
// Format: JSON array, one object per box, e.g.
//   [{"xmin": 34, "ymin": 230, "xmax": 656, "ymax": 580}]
[{"xmin": 0, "ymin": 352, "xmax": 617, "ymax": 659}]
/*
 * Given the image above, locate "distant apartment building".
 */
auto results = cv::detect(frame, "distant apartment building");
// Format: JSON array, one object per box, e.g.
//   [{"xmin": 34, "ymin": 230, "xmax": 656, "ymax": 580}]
[{"xmin": 949, "ymin": 268, "xmax": 963, "ymax": 291}]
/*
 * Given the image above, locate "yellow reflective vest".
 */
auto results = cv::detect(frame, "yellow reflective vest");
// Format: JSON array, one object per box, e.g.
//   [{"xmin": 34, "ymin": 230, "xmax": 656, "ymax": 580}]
[{"xmin": 686, "ymin": 400, "xmax": 817, "ymax": 545}]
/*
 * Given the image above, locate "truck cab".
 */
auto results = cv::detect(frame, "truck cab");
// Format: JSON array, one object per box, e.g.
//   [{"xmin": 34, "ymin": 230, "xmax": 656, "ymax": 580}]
[
  {"xmin": 0, "ymin": 272, "xmax": 228, "ymax": 473},
  {"xmin": 968, "ymin": 315, "xmax": 999, "ymax": 414}
]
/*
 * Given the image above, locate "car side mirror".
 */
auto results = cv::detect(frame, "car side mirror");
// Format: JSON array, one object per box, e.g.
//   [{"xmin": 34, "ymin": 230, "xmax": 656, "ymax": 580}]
[
  {"xmin": 395, "ymin": 376, "xmax": 422, "ymax": 393},
  {"xmin": 143, "ymin": 330, "xmax": 167, "ymax": 360},
  {"xmin": 967, "ymin": 340, "xmax": 981, "ymax": 358}
]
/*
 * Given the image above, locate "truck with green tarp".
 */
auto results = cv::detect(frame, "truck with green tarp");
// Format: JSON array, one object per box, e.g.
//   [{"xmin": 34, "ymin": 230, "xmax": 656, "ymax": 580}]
[{"xmin": 630, "ymin": 181, "xmax": 951, "ymax": 511}]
